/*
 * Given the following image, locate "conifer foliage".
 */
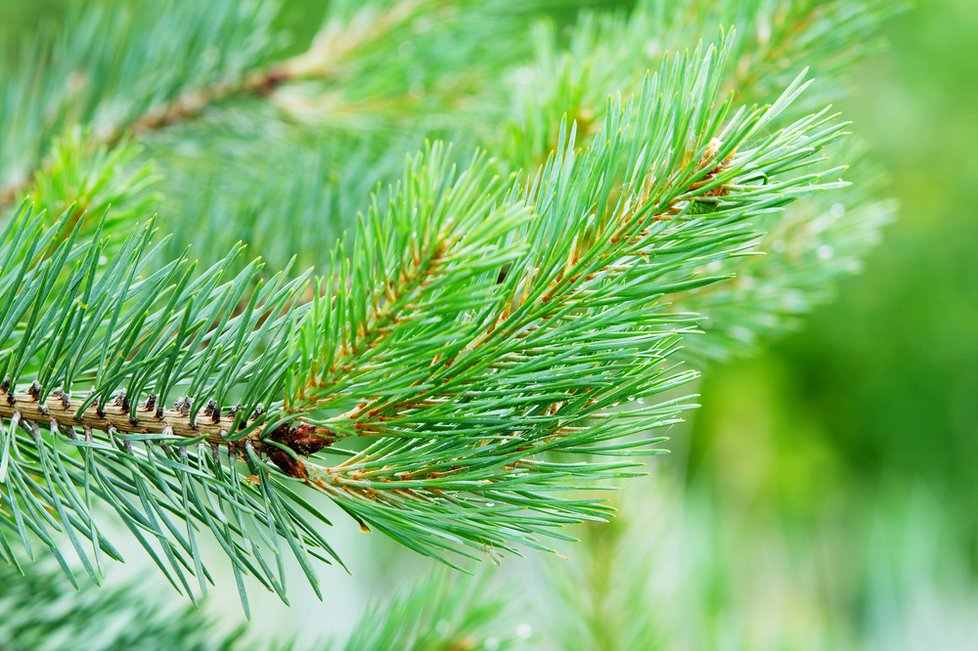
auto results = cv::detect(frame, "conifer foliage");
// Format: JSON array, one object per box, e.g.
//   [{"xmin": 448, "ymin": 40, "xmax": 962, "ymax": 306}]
[{"xmin": 0, "ymin": 0, "xmax": 894, "ymax": 632}]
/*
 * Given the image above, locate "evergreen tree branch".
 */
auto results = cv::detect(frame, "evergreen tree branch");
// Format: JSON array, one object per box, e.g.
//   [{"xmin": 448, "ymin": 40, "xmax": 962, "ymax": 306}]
[
  {"xmin": 0, "ymin": 206, "xmax": 345, "ymax": 609},
  {"xmin": 0, "ymin": 1, "xmax": 894, "ymax": 605},
  {"xmin": 261, "ymin": 41, "xmax": 853, "ymax": 562}
]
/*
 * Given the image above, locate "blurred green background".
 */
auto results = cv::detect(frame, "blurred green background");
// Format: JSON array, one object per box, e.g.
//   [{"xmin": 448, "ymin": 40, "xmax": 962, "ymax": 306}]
[{"xmin": 683, "ymin": 0, "xmax": 978, "ymax": 645}]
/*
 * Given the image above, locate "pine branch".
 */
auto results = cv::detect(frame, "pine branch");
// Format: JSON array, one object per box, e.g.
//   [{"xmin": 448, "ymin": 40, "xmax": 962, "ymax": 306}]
[
  {"xmin": 0, "ymin": 206, "xmax": 343, "ymax": 609},
  {"xmin": 1, "ymin": 35, "xmax": 851, "ymax": 591},
  {"xmin": 0, "ymin": 0, "xmax": 893, "ymax": 606},
  {"xmin": 263, "ymin": 40, "xmax": 853, "ymax": 562}
]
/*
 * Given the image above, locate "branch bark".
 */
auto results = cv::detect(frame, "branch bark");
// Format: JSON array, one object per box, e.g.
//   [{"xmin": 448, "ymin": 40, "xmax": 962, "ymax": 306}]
[{"xmin": 0, "ymin": 388, "xmax": 334, "ymax": 478}]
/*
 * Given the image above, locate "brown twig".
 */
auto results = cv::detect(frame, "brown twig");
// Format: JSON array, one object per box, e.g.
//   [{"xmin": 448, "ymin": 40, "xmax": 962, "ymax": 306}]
[{"xmin": 0, "ymin": 387, "xmax": 333, "ymax": 478}]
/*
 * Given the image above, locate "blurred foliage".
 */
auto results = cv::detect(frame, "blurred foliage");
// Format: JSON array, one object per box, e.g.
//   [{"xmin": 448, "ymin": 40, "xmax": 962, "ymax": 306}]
[
  {"xmin": 684, "ymin": 0, "xmax": 978, "ymax": 643},
  {"xmin": 690, "ymin": 0, "xmax": 977, "ymax": 559}
]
